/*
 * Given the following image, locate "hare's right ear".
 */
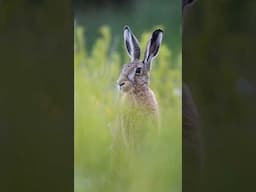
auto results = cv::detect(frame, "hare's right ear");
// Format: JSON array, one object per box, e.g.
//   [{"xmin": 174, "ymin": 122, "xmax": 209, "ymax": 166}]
[{"xmin": 123, "ymin": 25, "xmax": 141, "ymax": 61}]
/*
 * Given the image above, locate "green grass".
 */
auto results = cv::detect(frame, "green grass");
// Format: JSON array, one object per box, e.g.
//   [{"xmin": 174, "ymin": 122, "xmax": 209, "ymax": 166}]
[{"xmin": 74, "ymin": 24, "xmax": 181, "ymax": 192}]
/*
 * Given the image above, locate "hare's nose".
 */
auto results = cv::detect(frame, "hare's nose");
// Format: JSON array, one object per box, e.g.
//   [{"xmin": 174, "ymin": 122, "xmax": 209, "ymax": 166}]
[{"xmin": 117, "ymin": 79, "xmax": 125, "ymax": 87}]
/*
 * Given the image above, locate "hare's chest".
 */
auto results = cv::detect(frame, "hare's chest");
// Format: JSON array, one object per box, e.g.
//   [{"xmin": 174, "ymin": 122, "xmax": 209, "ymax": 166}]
[
  {"xmin": 117, "ymin": 92, "xmax": 160, "ymax": 148},
  {"xmin": 122, "ymin": 90, "xmax": 155, "ymax": 106},
  {"xmin": 121, "ymin": 91, "xmax": 159, "ymax": 121}
]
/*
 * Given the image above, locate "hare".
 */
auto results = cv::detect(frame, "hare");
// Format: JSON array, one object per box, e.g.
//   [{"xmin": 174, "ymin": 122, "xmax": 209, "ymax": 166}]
[{"xmin": 114, "ymin": 26, "xmax": 163, "ymax": 149}]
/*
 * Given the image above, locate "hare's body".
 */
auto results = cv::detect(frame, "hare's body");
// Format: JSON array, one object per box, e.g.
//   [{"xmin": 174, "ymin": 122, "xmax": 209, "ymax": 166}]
[
  {"xmin": 118, "ymin": 82, "xmax": 160, "ymax": 148},
  {"xmin": 113, "ymin": 26, "xmax": 163, "ymax": 149}
]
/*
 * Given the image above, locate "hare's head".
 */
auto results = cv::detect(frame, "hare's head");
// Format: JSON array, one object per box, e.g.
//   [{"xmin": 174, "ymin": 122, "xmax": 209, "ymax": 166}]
[{"xmin": 117, "ymin": 26, "xmax": 163, "ymax": 93}]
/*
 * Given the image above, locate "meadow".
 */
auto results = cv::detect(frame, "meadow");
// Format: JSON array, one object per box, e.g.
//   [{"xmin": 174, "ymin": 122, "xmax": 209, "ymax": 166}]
[{"xmin": 74, "ymin": 24, "xmax": 182, "ymax": 192}]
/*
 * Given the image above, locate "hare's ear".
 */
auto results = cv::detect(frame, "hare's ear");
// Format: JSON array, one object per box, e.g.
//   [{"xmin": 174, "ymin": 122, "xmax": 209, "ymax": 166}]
[
  {"xmin": 143, "ymin": 29, "xmax": 163, "ymax": 71},
  {"xmin": 123, "ymin": 25, "xmax": 141, "ymax": 61}
]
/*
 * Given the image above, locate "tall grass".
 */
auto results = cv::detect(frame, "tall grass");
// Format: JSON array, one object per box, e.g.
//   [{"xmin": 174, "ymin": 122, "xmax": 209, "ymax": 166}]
[{"xmin": 75, "ymin": 24, "xmax": 181, "ymax": 192}]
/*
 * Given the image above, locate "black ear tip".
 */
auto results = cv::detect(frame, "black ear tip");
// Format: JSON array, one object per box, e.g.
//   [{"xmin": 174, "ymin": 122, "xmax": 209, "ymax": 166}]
[
  {"xmin": 124, "ymin": 25, "xmax": 130, "ymax": 31},
  {"xmin": 153, "ymin": 29, "xmax": 164, "ymax": 35},
  {"xmin": 157, "ymin": 29, "xmax": 164, "ymax": 33}
]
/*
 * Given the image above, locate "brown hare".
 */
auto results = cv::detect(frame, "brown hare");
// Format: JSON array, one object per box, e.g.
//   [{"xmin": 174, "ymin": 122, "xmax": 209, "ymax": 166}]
[{"xmin": 114, "ymin": 26, "xmax": 163, "ymax": 149}]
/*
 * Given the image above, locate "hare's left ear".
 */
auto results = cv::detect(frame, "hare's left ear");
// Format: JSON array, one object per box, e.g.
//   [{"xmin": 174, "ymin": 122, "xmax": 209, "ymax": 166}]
[
  {"xmin": 123, "ymin": 25, "xmax": 141, "ymax": 61},
  {"xmin": 143, "ymin": 29, "xmax": 163, "ymax": 71}
]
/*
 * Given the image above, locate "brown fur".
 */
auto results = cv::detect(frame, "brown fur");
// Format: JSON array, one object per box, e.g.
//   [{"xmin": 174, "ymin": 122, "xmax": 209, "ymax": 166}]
[{"xmin": 117, "ymin": 59, "xmax": 159, "ymax": 121}]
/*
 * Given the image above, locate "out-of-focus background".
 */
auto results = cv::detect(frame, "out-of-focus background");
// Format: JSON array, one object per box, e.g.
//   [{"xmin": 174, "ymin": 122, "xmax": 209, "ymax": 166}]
[
  {"xmin": 74, "ymin": 0, "xmax": 181, "ymax": 62},
  {"xmin": 74, "ymin": 0, "xmax": 182, "ymax": 192},
  {"xmin": 183, "ymin": 0, "xmax": 256, "ymax": 192}
]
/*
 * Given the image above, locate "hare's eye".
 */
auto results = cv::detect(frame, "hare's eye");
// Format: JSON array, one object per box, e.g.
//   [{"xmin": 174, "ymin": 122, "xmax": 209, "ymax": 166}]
[{"xmin": 135, "ymin": 67, "xmax": 142, "ymax": 75}]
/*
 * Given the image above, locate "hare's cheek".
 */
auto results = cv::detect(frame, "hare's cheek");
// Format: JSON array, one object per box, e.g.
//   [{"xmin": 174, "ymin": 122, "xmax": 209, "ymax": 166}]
[
  {"xmin": 123, "ymin": 86, "xmax": 129, "ymax": 92},
  {"xmin": 122, "ymin": 86, "xmax": 129, "ymax": 92},
  {"xmin": 123, "ymin": 81, "xmax": 132, "ymax": 92}
]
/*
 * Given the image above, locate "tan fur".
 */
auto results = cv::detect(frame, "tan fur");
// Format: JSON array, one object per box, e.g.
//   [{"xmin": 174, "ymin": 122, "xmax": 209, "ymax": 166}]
[
  {"xmin": 117, "ymin": 59, "xmax": 159, "ymax": 122},
  {"xmin": 121, "ymin": 87, "xmax": 159, "ymax": 120}
]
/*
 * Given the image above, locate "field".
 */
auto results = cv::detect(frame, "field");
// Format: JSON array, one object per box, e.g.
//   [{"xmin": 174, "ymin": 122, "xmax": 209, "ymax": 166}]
[
  {"xmin": 74, "ymin": 0, "xmax": 181, "ymax": 191},
  {"xmin": 74, "ymin": 24, "xmax": 181, "ymax": 192}
]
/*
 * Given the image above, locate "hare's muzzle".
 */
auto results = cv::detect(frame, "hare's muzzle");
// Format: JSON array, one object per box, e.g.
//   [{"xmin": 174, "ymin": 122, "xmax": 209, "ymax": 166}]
[
  {"xmin": 117, "ymin": 78, "xmax": 125, "ymax": 87},
  {"xmin": 117, "ymin": 81, "xmax": 125, "ymax": 90},
  {"xmin": 117, "ymin": 79, "xmax": 131, "ymax": 92}
]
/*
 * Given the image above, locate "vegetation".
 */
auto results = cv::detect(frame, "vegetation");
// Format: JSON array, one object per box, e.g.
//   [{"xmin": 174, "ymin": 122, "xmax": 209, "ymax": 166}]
[
  {"xmin": 74, "ymin": 0, "xmax": 181, "ymax": 63},
  {"xmin": 74, "ymin": 24, "xmax": 181, "ymax": 192}
]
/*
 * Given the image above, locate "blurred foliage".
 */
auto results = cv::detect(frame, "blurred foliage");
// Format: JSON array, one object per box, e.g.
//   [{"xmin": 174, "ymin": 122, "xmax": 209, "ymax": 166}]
[
  {"xmin": 74, "ymin": 0, "xmax": 181, "ymax": 63},
  {"xmin": 0, "ymin": 1, "xmax": 73, "ymax": 191},
  {"xmin": 74, "ymin": 0, "xmax": 131, "ymax": 7},
  {"xmin": 74, "ymin": 24, "xmax": 181, "ymax": 192},
  {"xmin": 183, "ymin": 1, "xmax": 256, "ymax": 192}
]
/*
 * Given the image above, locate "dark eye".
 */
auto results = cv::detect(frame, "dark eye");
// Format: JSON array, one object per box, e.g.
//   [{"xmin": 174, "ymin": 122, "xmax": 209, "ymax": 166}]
[{"xmin": 135, "ymin": 67, "xmax": 142, "ymax": 74}]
